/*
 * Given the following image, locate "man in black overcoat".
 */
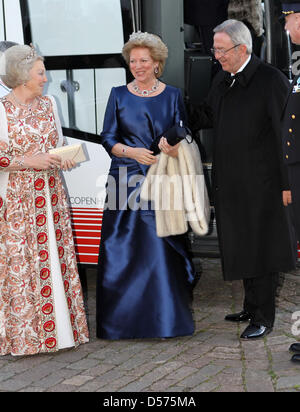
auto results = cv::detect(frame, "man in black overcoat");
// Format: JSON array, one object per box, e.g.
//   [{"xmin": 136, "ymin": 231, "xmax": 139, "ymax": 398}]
[
  {"xmin": 188, "ymin": 19, "xmax": 295, "ymax": 340},
  {"xmin": 281, "ymin": 0, "xmax": 300, "ymax": 362}
]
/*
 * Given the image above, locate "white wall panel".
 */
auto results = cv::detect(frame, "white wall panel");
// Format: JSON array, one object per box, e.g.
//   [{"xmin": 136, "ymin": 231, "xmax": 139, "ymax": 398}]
[
  {"xmin": 73, "ymin": 69, "xmax": 96, "ymax": 134},
  {"xmin": 0, "ymin": 1, "xmax": 5, "ymax": 41},
  {"xmin": 62, "ymin": 137, "xmax": 110, "ymax": 208},
  {"xmin": 44, "ymin": 70, "xmax": 69, "ymax": 127},
  {"xmin": 27, "ymin": 0, "xmax": 124, "ymax": 56},
  {"xmin": 3, "ymin": 0, "xmax": 24, "ymax": 43},
  {"xmin": 95, "ymin": 68, "xmax": 126, "ymax": 134}
]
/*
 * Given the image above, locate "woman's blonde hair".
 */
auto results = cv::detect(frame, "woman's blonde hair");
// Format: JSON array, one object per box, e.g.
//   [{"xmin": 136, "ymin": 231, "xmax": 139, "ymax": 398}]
[
  {"xmin": 122, "ymin": 32, "xmax": 168, "ymax": 78},
  {"xmin": 1, "ymin": 44, "xmax": 44, "ymax": 89}
]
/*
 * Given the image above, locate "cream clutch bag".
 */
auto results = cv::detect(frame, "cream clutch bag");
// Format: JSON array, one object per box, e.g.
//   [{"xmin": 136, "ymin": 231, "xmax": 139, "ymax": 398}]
[{"xmin": 49, "ymin": 143, "xmax": 86, "ymax": 163}]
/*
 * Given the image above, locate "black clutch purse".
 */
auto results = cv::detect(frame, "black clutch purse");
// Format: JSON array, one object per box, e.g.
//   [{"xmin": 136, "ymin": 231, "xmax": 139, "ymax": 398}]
[{"xmin": 163, "ymin": 121, "xmax": 192, "ymax": 146}]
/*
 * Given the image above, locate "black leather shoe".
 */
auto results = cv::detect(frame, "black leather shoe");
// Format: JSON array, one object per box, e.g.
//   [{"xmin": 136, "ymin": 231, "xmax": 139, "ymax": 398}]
[
  {"xmin": 291, "ymin": 353, "xmax": 300, "ymax": 362},
  {"xmin": 289, "ymin": 343, "xmax": 300, "ymax": 353},
  {"xmin": 240, "ymin": 324, "xmax": 272, "ymax": 340},
  {"xmin": 225, "ymin": 310, "xmax": 251, "ymax": 323}
]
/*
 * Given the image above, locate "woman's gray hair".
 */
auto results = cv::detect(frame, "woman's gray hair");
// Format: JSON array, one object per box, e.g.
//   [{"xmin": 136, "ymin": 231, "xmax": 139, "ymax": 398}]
[
  {"xmin": 122, "ymin": 32, "xmax": 168, "ymax": 78},
  {"xmin": 1, "ymin": 44, "xmax": 44, "ymax": 89},
  {"xmin": 214, "ymin": 19, "xmax": 253, "ymax": 54}
]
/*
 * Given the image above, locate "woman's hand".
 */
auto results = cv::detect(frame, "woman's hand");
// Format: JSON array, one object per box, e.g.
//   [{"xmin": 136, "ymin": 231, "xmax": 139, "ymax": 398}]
[
  {"xmin": 158, "ymin": 137, "xmax": 180, "ymax": 158},
  {"xmin": 130, "ymin": 148, "xmax": 157, "ymax": 165},
  {"xmin": 61, "ymin": 159, "xmax": 76, "ymax": 171},
  {"xmin": 111, "ymin": 143, "xmax": 156, "ymax": 165},
  {"xmin": 25, "ymin": 153, "xmax": 62, "ymax": 170}
]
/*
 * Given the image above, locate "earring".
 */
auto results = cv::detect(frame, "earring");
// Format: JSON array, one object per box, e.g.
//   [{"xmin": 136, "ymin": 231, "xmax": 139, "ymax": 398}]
[{"xmin": 154, "ymin": 67, "xmax": 159, "ymax": 74}]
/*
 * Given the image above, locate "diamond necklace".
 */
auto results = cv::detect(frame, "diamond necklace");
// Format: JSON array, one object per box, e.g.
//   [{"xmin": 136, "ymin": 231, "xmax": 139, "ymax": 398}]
[
  {"xmin": 132, "ymin": 79, "xmax": 160, "ymax": 96},
  {"xmin": 11, "ymin": 91, "xmax": 37, "ymax": 111}
]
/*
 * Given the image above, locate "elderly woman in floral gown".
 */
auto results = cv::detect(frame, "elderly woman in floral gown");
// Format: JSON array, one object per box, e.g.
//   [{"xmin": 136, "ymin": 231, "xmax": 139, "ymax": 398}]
[{"xmin": 0, "ymin": 45, "xmax": 89, "ymax": 356}]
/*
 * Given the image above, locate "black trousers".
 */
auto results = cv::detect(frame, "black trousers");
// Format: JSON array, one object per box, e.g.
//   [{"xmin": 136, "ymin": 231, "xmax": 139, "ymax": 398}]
[{"xmin": 243, "ymin": 273, "xmax": 279, "ymax": 328}]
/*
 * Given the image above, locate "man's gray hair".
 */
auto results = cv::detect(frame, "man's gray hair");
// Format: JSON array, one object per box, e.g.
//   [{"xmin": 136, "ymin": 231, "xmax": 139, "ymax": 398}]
[{"xmin": 214, "ymin": 19, "xmax": 253, "ymax": 54}]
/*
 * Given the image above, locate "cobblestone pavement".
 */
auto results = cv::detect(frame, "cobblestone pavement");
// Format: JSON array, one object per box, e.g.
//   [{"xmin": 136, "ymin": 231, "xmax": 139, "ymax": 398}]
[{"xmin": 1, "ymin": 259, "xmax": 300, "ymax": 393}]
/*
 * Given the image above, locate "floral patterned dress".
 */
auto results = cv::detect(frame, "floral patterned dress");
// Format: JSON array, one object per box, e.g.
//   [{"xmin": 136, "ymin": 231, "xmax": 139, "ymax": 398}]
[{"xmin": 0, "ymin": 95, "xmax": 89, "ymax": 356}]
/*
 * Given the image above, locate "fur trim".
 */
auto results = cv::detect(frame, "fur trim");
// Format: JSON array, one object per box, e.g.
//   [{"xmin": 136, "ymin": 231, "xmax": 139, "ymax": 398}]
[{"xmin": 141, "ymin": 140, "xmax": 210, "ymax": 237}]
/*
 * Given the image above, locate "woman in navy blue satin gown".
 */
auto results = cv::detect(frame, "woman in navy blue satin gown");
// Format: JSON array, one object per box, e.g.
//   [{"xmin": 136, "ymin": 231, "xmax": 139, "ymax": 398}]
[{"xmin": 96, "ymin": 32, "xmax": 195, "ymax": 339}]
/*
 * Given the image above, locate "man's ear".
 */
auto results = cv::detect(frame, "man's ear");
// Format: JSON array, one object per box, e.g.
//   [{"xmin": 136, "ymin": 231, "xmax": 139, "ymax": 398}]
[{"xmin": 240, "ymin": 44, "xmax": 248, "ymax": 55}]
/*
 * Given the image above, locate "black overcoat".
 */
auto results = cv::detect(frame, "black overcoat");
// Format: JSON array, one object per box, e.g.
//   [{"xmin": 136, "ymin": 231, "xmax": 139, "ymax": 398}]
[
  {"xmin": 190, "ymin": 55, "xmax": 295, "ymax": 280},
  {"xmin": 281, "ymin": 74, "xmax": 300, "ymax": 240}
]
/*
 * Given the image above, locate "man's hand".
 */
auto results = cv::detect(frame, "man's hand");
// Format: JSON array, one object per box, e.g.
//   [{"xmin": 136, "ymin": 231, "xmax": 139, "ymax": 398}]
[{"xmin": 283, "ymin": 190, "xmax": 292, "ymax": 206}]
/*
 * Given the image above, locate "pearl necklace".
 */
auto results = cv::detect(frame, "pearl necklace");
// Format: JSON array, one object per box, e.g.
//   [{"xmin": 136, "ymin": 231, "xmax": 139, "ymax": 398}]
[
  {"xmin": 11, "ymin": 91, "xmax": 37, "ymax": 111},
  {"xmin": 132, "ymin": 79, "xmax": 159, "ymax": 96}
]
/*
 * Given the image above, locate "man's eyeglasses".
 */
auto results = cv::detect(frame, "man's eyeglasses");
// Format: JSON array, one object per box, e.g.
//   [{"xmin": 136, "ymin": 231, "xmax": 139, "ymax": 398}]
[{"xmin": 210, "ymin": 44, "xmax": 241, "ymax": 56}]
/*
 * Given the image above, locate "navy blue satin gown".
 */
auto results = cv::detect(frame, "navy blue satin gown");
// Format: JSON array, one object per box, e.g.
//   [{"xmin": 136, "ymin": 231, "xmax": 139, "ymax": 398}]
[{"xmin": 96, "ymin": 85, "xmax": 195, "ymax": 339}]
